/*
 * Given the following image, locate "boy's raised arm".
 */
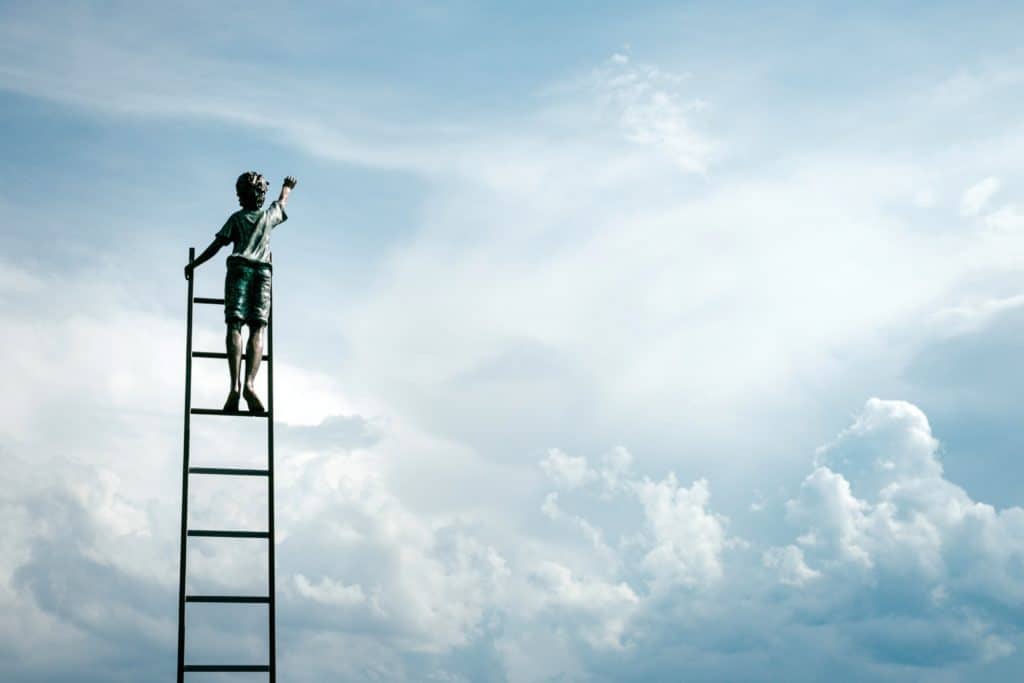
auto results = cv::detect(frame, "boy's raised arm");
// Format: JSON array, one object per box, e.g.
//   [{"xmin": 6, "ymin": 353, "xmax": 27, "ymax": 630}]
[
  {"xmin": 278, "ymin": 176, "xmax": 297, "ymax": 208},
  {"xmin": 184, "ymin": 234, "xmax": 230, "ymax": 280}
]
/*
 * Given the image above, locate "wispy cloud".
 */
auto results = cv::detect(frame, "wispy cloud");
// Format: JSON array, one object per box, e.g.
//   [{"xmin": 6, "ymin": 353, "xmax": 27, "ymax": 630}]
[
  {"xmin": 591, "ymin": 52, "xmax": 714, "ymax": 173},
  {"xmin": 961, "ymin": 176, "xmax": 1002, "ymax": 217}
]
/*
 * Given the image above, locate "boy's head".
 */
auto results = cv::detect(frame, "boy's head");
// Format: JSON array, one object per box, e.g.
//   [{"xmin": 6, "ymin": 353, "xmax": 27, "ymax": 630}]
[{"xmin": 236, "ymin": 171, "xmax": 270, "ymax": 210}]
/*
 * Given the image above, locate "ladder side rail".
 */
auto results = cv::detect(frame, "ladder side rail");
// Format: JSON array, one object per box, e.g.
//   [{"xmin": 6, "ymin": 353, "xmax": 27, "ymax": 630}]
[
  {"xmin": 267, "ymin": 277, "xmax": 277, "ymax": 682},
  {"xmin": 177, "ymin": 247, "xmax": 196, "ymax": 682}
]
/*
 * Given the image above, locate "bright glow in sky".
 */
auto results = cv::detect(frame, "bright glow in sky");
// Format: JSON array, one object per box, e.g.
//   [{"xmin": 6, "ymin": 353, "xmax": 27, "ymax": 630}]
[{"xmin": 5, "ymin": 2, "xmax": 1024, "ymax": 681}]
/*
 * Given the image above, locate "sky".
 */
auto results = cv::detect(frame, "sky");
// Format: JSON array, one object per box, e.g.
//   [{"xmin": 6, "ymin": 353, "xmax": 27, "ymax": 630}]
[{"xmin": 3, "ymin": 1, "xmax": 1024, "ymax": 680}]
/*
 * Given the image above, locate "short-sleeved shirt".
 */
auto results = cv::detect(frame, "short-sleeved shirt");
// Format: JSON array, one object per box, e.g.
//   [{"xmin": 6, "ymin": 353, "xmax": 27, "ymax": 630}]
[{"xmin": 216, "ymin": 200, "xmax": 288, "ymax": 264}]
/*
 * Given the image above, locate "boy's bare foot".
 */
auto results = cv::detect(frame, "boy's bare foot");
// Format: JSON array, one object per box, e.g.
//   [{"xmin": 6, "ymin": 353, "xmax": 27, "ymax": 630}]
[
  {"xmin": 243, "ymin": 386, "xmax": 266, "ymax": 414},
  {"xmin": 223, "ymin": 390, "xmax": 241, "ymax": 412}
]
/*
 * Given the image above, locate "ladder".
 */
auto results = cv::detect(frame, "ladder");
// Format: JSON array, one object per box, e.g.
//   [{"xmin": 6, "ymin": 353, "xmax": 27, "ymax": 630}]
[{"xmin": 177, "ymin": 247, "xmax": 277, "ymax": 681}]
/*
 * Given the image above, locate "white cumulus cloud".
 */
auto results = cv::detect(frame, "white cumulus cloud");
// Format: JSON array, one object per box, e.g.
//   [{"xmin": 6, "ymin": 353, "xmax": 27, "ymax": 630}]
[{"xmin": 777, "ymin": 397, "xmax": 1024, "ymax": 664}]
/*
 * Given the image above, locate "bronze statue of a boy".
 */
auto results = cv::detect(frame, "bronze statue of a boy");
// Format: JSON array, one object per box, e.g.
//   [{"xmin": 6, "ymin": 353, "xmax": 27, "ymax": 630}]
[{"xmin": 185, "ymin": 172, "xmax": 297, "ymax": 413}]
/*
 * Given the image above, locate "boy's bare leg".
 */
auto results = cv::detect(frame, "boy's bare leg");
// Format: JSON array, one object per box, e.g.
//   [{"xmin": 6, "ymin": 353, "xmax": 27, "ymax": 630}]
[
  {"xmin": 242, "ymin": 322, "xmax": 266, "ymax": 413},
  {"xmin": 224, "ymin": 320, "xmax": 243, "ymax": 411}
]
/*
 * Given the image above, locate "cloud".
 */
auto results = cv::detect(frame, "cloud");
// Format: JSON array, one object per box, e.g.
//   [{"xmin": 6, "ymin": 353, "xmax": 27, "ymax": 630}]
[
  {"xmin": 762, "ymin": 544, "xmax": 820, "ymax": 586},
  {"xmin": 904, "ymin": 293, "xmax": 1024, "ymax": 514},
  {"xmin": 7, "ymin": 323, "xmax": 1024, "ymax": 683},
  {"xmin": 540, "ymin": 492, "xmax": 612, "ymax": 556},
  {"xmin": 961, "ymin": 177, "xmax": 1002, "ymax": 217},
  {"xmin": 294, "ymin": 574, "xmax": 367, "ymax": 607},
  {"xmin": 930, "ymin": 294, "xmax": 1024, "ymax": 337},
  {"xmin": 590, "ymin": 53, "xmax": 714, "ymax": 173},
  {"xmin": 632, "ymin": 475, "xmax": 727, "ymax": 590},
  {"xmin": 280, "ymin": 414, "xmax": 382, "ymax": 452},
  {"xmin": 528, "ymin": 561, "xmax": 639, "ymax": 650},
  {"xmin": 538, "ymin": 446, "xmax": 730, "ymax": 590},
  {"xmin": 522, "ymin": 400, "xmax": 1024, "ymax": 675},
  {"xmin": 539, "ymin": 448, "xmax": 595, "ymax": 489},
  {"xmin": 7, "ymin": 6, "xmax": 1024, "ymax": 680},
  {"xmin": 335, "ymin": 63, "xmax": 1024, "ymax": 493},
  {"xmin": 0, "ymin": 4, "xmax": 457, "ymax": 175},
  {"xmin": 0, "ymin": 455, "xmax": 176, "ymax": 682},
  {"xmin": 278, "ymin": 449, "xmax": 511, "ymax": 654},
  {"xmin": 776, "ymin": 398, "xmax": 1024, "ymax": 665},
  {"xmin": 982, "ymin": 203, "xmax": 1024, "ymax": 234},
  {"xmin": 934, "ymin": 65, "xmax": 1024, "ymax": 106}
]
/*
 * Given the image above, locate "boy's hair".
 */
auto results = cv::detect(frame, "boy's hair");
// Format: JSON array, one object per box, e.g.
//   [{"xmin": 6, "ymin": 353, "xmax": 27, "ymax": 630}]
[{"xmin": 236, "ymin": 171, "xmax": 270, "ymax": 210}]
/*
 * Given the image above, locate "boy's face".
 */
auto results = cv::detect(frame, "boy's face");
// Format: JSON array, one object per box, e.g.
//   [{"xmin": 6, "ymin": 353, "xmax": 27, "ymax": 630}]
[{"xmin": 238, "ymin": 174, "xmax": 269, "ymax": 209}]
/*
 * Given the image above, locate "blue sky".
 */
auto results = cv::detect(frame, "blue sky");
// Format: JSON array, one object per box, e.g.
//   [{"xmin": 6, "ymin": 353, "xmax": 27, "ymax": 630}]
[{"xmin": 4, "ymin": 1, "xmax": 1024, "ymax": 681}]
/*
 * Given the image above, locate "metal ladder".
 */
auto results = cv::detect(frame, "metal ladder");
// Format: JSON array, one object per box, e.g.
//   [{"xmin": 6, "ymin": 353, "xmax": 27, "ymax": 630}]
[{"xmin": 177, "ymin": 247, "xmax": 277, "ymax": 681}]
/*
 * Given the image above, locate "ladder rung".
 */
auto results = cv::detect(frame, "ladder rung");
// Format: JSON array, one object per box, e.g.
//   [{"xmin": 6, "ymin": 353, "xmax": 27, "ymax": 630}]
[
  {"xmin": 191, "ymin": 408, "xmax": 268, "ymax": 418},
  {"xmin": 192, "ymin": 351, "xmax": 270, "ymax": 361},
  {"xmin": 188, "ymin": 530, "xmax": 270, "ymax": 539},
  {"xmin": 189, "ymin": 467, "xmax": 270, "ymax": 477},
  {"xmin": 186, "ymin": 595, "xmax": 270, "ymax": 603},
  {"xmin": 193, "ymin": 297, "xmax": 225, "ymax": 305},
  {"xmin": 183, "ymin": 665, "xmax": 270, "ymax": 672}
]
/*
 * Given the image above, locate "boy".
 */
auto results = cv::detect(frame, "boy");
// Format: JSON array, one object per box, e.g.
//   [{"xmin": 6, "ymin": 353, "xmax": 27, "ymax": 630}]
[{"xmin": 185, "ymin": 172, "xmax": 297, "ymax": 413}]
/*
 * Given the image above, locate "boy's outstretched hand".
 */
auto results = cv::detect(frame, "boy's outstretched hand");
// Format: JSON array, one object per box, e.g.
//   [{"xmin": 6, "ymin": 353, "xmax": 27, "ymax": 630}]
[{"xmin": 279, "ymin": 176, "xmax": 297, "ymax": 207}]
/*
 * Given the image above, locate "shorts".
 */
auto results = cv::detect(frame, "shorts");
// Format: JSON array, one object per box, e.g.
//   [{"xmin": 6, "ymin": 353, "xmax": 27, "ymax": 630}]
[{"xmin": 224, "ymin": 256, "xmax": 272, "ymax": 324}]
